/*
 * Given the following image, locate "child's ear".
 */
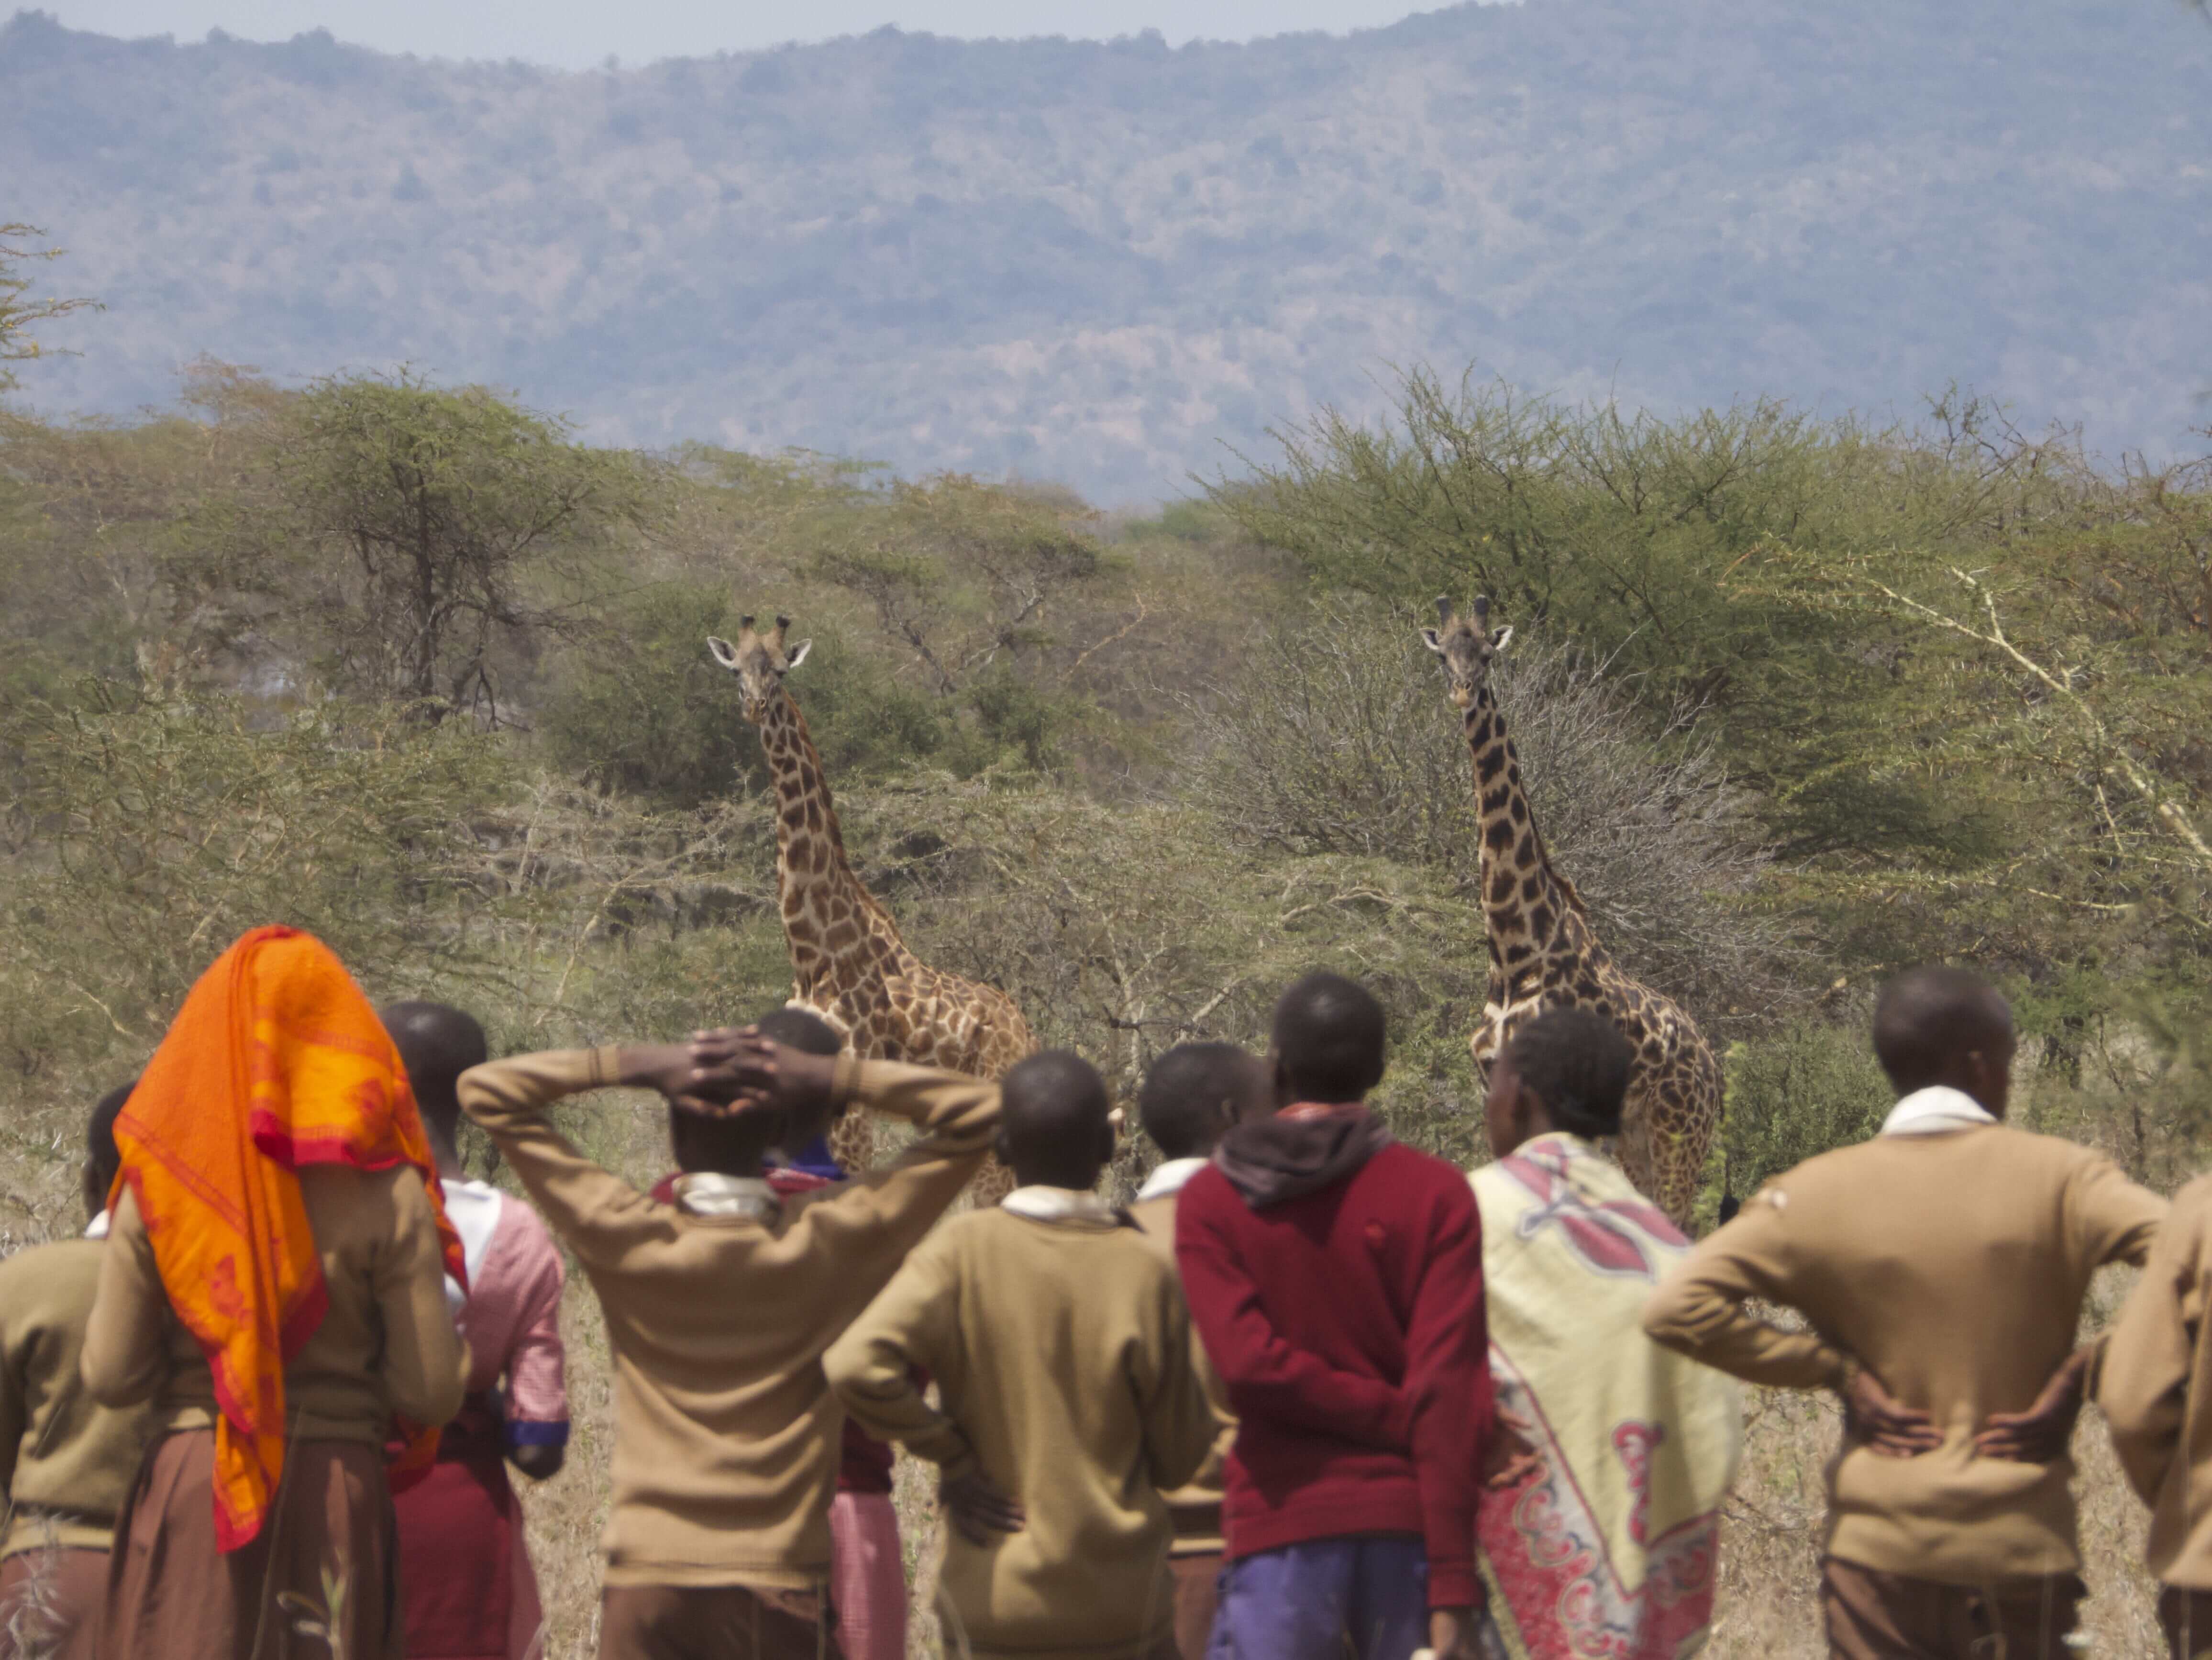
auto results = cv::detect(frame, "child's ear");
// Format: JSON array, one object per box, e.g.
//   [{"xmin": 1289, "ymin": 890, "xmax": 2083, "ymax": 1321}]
[{"xmin": 1095, "ymin": 1118, "xmax": 1116, "ymax": 1165}]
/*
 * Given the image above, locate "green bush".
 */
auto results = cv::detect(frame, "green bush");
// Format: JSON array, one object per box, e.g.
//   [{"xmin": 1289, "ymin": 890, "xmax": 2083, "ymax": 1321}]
[{"xmin": 1716, "ymin": 1018, "xmax": 1891, "ymax": 1204}]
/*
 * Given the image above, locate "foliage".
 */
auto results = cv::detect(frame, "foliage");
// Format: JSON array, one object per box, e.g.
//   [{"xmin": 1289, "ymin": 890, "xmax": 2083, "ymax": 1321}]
[
  {"xmin": 192, "ymin": 371, "xmax": 651, "ymax": 719},
  {"xmin": 0, "ymin": 224, "xmax": 98, "ymax": 392},
  {"xmin": 1715, "ymin": 1019, "xmax": 1891, "ymax": 1203}
]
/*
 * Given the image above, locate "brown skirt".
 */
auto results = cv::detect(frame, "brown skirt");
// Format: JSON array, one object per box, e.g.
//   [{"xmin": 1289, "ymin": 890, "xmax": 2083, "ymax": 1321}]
[
  {"xmin": 101, "ymin": 1429, "xmax": 399, "ymax": 1660},
  {"xmin": 0, "ymin": 1545, "xmax": 110, "ymax": 1660}
]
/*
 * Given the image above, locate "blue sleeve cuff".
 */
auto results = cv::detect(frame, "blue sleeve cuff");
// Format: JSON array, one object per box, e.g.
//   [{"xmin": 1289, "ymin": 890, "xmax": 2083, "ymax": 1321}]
[{"xmin": 506, "ymin": 1419, "xmax": 570, "ymax": 1449}]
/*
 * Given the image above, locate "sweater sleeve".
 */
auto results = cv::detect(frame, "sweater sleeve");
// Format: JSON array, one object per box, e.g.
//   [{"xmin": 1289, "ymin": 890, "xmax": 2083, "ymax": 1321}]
[
  {"xmin": 1140, "ymin": 1270, "xmax": 1221, "ymax": 1497},
  {"xmin": 790, "ymin": 1060, "xmax": 1001, "ymax": 1272},
  {"xmin": 1404, "ymin": 1174, "xmax": 1489, "ymax": 1610},
  {"xmin": 80, "ymin": 1192, "xmax": 173, "ymax": 1409},
  {"xmin": 372, "ymin": 1168, "xmax": 469, "ymax": 1429},
  {"xmin": 2065, "ymin": 1152, "xmax": 2167, "ymax": 1271},
  {"xmin": 1641, "ymin": 1188, "xmax": 1849, "ymax": 1391},
  {"xmin": 0, "ymin": 1267, "xmax": 24, "ymax": 1499},
  {"xmin": 458, "ymin": 1049, "xmax": 664, "ymax": 1274},
  {"xmin": 821, "ymin": 1231, "xmax": 975, "ymax": 1476},
  {"xmin": 1172, "ymin": 1172, "xmax": 1411, "ymax": 1450},
  {"xmin": 498, "ymin": 1211, "xmax": 570, "ymax": 1439},
  {"xmin": 2099, "ymin": 1187, "xmax": 2204, "ymax": 1508}
]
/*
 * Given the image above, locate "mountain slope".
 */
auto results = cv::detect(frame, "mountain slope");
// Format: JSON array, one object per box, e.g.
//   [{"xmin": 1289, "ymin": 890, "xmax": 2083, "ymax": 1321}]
[{"xmin": 3, "ymin": 0, "xmax": 2208, "ymax": 498}]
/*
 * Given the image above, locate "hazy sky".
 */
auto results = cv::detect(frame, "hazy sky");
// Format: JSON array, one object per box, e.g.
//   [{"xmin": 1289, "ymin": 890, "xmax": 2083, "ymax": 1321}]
[{"xmin": 33, "ymin": 0, "xmax": 1447, "ymax": 66}]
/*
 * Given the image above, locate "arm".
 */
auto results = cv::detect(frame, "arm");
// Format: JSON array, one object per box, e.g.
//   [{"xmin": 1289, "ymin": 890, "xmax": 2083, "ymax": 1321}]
[
  {"xmin": 1172, "ymin": 1178, "xmax": 1409, "ymax": 1449},
  {"xmin": 0, "ymin": 1270, "xmax": 24, "ymax": 1497},
  {"xmin": 373, "ymin": 1168, "xmax": 470, "ymax": 1429},
  {"xmin": 499, "ymin": 1211, "xmax": 570, "ymax": 1482},
  {"xmin": 821, "ymin": 1234, "xmax": 973, "ymax": 1473},
  {"xmin": 1642, "ymin": 1190, "xmax": 1850, "ymax": 1390},
  {"xmin": 1140, "ymin": 1273, "xmax": 1221, "ymax": 1496},
  {"xmin": 457, "ymin": 1047, "xmax": 679, "ymax": 1273},
  {"xmin": 784, "ymin": 1058, "xmax": 1001, "ymax": 1261},
  {"xmin": 2098, "ymin": 1196, "xmax": 2202, "ymax": 1507},
  {"xmin": 80, "ymin": 1192, "xmax": 174, "ymax": 1408},
  {"xmin": 2066, "ymin": 1154, "xmax": 2168, "ymax": 1271},
  {"xmin": 1403, "ymin": 1179, "xmax": 1489, "ymax": 1612}
]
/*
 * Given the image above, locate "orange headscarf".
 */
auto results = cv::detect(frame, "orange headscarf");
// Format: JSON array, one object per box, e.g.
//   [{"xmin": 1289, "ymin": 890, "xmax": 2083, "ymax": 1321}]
[{"xmin": 110, "ymin": 926, "xmax": 465, "ymax": 1551}]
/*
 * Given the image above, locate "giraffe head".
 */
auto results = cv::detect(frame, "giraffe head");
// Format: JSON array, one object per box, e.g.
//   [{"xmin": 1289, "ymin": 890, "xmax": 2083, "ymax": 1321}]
[
  {"xmin": 706, "ymin": 614, "xmax": 814, "ymax": 725},
  {"xmin": 1419, "ymin": 594, "xmax": 1514, "ymax": 709}
]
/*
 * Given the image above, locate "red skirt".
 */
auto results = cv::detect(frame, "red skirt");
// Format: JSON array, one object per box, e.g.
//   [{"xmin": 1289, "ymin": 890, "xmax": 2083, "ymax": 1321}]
[{"xmin": 391, "ymin": 1395, "xmax": 542, "ymax": 1660}]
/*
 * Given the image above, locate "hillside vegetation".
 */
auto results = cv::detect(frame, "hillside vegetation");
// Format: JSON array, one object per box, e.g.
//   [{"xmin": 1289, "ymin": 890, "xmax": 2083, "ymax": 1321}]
[
  {"xmin": 3, "ymin": 0, "xmax": 2211, "ymax": 500},
  {"xmin": 3, "ymin": 340, "xmax": 2209, "ymax": 1650}
]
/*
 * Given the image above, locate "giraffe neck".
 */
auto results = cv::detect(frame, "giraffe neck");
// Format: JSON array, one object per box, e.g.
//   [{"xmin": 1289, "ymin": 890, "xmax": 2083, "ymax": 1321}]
[
  {"xmin": 757, "ymin": 689, "xmax": 905, "ymax": 997},
  {"xmin": 1464, "ymin": 688, "xmax": 1583, "ymax": 981}
]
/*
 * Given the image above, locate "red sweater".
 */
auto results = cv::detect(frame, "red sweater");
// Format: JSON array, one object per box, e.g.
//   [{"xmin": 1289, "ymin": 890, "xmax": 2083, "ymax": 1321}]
[{"xmin": 1173, "ymin": 1140, "xmax": 1492, "ymax": 1608}]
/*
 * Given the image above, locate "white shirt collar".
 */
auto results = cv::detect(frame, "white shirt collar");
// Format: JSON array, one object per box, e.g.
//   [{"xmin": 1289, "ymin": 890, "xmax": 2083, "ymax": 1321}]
[
  {"xmin": 1881, "ymin": 1085, "xmax": 1999, "ymax": 1137},
  {"xmin": 1135, "ymin": 1157, "xmax": 1210, "ymax": 1202},
  {"xmin": 83, "ymin": 1209, "xmax": 110, "ymax": 1239},
  {"xmin": 1001, "ymin": 1185, "xmax": 1117, "ymax": 1224},
  {"xmin": 673, "ymin": 1173, "xmax": 781, "ymax": 1221}
]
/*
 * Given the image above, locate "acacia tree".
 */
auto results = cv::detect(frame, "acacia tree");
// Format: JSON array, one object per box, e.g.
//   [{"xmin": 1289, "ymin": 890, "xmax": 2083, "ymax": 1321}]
[
  {"xmin": 0, "ymin": 224, "xmax": 98, "ymax": 392},
  {"xmin": 244, "ymin": 372, "xmax": 648, "ymax": 718}
]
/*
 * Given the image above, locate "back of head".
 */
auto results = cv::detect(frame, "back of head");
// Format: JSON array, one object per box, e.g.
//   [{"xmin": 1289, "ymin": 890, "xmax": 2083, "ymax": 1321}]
[
  {"xmin": 1872, "ymin": 965, "xmax": 2013, "ymax": 1093},
  {"xmin": 88, "ymin": 1079, "xmax": 135, "ymax": 1209},
  {"xmin": 1139, "ymin": 1042, "xmax": 1250, "ymax": 1160},
  {"xmin": 1502, "ymin": 1007, "xmax": 1633, "ymax": 1139},
  {"xmin": 379, "ymin": 1001, "xmax": 488, "ymax": 1141},
  {"xmin": 753, "ymin": 1006, "xmax": 844, "ymax": 1058},
  {"xmin": 1272, "ymin": 971, "xmax": 1387, "ymax": 1104},
  {"xmin": 1001, "ymin": 1050, "xmax": 1113, "ymax": 1190}
]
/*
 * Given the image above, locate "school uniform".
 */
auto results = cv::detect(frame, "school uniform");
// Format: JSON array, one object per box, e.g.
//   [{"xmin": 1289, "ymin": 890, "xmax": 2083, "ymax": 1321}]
[
  {"xmin": 1173, "ymin": 1106, "xmax": 1492, "ymax": 1660},
  {"xmin": 83, "ymin": 1168, "xmax": 469, "ymax": 1660},
  {"xmin": 0, "ymin": 1226, "xmax": 155, "ymax": 1660},
  {"xmin": 2099, "ymin": 1172, "xmax": 2212, "ymax": 1659},
  {"xmin": 459, "ymin": 1049, "xmax": 999, "ymax": 1660},
  {"xmin": 824, "ymin": 1187, "xmax": 1216, "ymax": 1660},
  {"xmin": 1643, "ymin": 1086, "xmax": 2166, "ymax": 1660},
  {"xmin": 1127, "ymin": 1160, "xmax": 1240, "ymax": 1660}
]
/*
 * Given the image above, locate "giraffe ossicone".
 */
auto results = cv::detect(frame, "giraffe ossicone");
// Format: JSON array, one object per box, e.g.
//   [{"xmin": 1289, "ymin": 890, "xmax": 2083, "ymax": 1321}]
[
  {"xmin": 1423, "ymin": 594, "xmax": 1723, "ymax": 1227},
  {"xmin": 706, "ymin": 614, "xmax": 1036, "ymax": 1201}
]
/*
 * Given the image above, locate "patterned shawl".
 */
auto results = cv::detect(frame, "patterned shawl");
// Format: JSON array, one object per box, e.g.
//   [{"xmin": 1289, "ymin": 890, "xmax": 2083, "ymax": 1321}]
[{"xmin": 1471, "ymin": 1134, "xmax": 1742, "ymax": 1660}]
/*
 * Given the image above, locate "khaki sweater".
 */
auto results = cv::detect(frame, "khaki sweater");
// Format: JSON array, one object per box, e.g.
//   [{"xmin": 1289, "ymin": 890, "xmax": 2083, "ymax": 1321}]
[
  {"xmin": 1126, "ymin": 1191, "xmax": 1237, "ymax": 1558},
  {"xmin": 83, "ymin": 1167, "xmax": 467, "ymax": 1445},
  {"xmin": 824, "ymin": 1201, "xmax": 1216, "ymax": 1660},
  {"xmin": 459, "ymin": 1049, "xmax": 997, "ymax": 1590},
  {"xmin": 1643, "ymin": 1124, "xmax": 2163, "ymax": 1583},
  {"xmin": 0, "ymin": 1237, "xmax": 155, "ymax": 1558},
  {"xmin": 2100, "ymin": 1172, "xmax": 2212, "ymax": 1587}
]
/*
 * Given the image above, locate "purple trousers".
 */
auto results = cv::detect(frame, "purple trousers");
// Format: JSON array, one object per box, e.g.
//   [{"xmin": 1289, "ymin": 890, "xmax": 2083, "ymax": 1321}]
[{"xmin": 1206, "ymin": 1537, "xmax": 1429, "ymax": 1660}]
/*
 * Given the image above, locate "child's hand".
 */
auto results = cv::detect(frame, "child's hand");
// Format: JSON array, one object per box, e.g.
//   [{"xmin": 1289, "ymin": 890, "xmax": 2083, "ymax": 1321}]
[
  {"xmin": 685, "ymin": 1029, "xmax": 838, "ymax": 1117},
  {"xmin": 1839, "ymin": 1361, "xmax": 1943, "ymax": 1457},
  {"xmin": 1975, "ymin": 1342, "xmax": 2095, "ymax": 1463},
  {"xmin": 940, "ymin": 1469, "xmax": 1025, "ymax": 1545},
  {"xmin": 1483, "ymin": 1407, "xmax": 1544, "ymax": 1490}
]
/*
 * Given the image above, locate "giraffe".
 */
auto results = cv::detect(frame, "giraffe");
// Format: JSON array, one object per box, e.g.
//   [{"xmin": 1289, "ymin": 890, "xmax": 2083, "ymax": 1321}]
[
  {"xmin": 1421, "ymin": 595, "xmax": 1723, "ymax": 1227},
  {"xmin": 707, "ymin": 615, "xmax": 1036, "ymax": 1197}
]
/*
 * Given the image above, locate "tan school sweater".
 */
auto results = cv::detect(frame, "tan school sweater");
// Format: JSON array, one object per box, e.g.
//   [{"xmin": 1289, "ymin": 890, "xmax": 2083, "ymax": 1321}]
[
  {"xmin": 2100, "ymin": 1171, "xmax": 2212, "ymax": 1587},
  {"xmin": 824, "ymin": 1199, "xmax": 1217, "ymax": 1660},
  {"xmin": 1643, "ymin": 1123, "xmax": 2163, "ymax": 1584},
  {"xmin": 1127, "ymin": 1190, "xmax": 1238, "ymax": 1557},
  {"xmin": 0, "ymin": 1237, "xmax": 155, "ymax": 1558},
  {"xmin": 82, "ymin": 1167, "xmax": 468, "ymax": 1445},
  {"xmin": 459, "ymin": 1049, "xmax": 997, "ymax": 1591}
]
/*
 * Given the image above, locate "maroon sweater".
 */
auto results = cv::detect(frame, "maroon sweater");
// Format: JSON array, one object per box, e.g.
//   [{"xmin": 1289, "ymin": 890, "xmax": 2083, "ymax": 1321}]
[{"xmin": 1174, "ymin": 1138, "xmax": 1492, "ymax": 1608}]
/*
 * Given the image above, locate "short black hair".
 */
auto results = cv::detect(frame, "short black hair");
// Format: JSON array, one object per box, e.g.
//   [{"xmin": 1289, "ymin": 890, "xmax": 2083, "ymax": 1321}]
[
  {"xmin": 380, "ymin": 1002, "xmax": 489, "ymax": 1141},
  {"xmin": 1502, "ymin": 1008, "xmax": 1634, "ymax": 1138},
  {"xmin": 1139, "ymin": 1043, "xmax": 1248, "ymax": 1160},
  {"xmin": 1272, "ymin": 972, "xmax": 1387, "ymax": 1104},
  {"xmin": 1000, "ymin": 1050, "xmax": 1113, "ymax": 1190},
  {"xmin": 88, "ymin": 1080, "xmax": 134, "ymax": 1203},
  {"xmin": 1873, "ymin": 965, "xmax": 2012, "ymax": 1092},
  {"xmin": 753, "ymin": 1006, "xmax": 843, "ymax": 1057}
]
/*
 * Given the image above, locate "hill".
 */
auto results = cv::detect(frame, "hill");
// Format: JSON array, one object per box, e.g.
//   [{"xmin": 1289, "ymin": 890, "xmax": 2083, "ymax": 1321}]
[{"xmin": 2, "ymin": 0, "xmax": 2209, "ymax": 498}]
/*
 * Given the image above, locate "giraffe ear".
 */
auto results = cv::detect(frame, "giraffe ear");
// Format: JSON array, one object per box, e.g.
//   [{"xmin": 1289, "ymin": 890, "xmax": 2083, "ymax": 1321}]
[
  {"xmin": 1490, "ymin": 626, "xmax": 1515, "ymax": 653},
  {"xmin": 1419, "ymin": 627, "xmax": 1446, "ymax": 654},
  {"xmin": 706, "ymin": 636, "xmax": 741, "ymax": 670},
  {"xmin": 783, "ymin": 639, "xmax": 813, "ymax": 670}
]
